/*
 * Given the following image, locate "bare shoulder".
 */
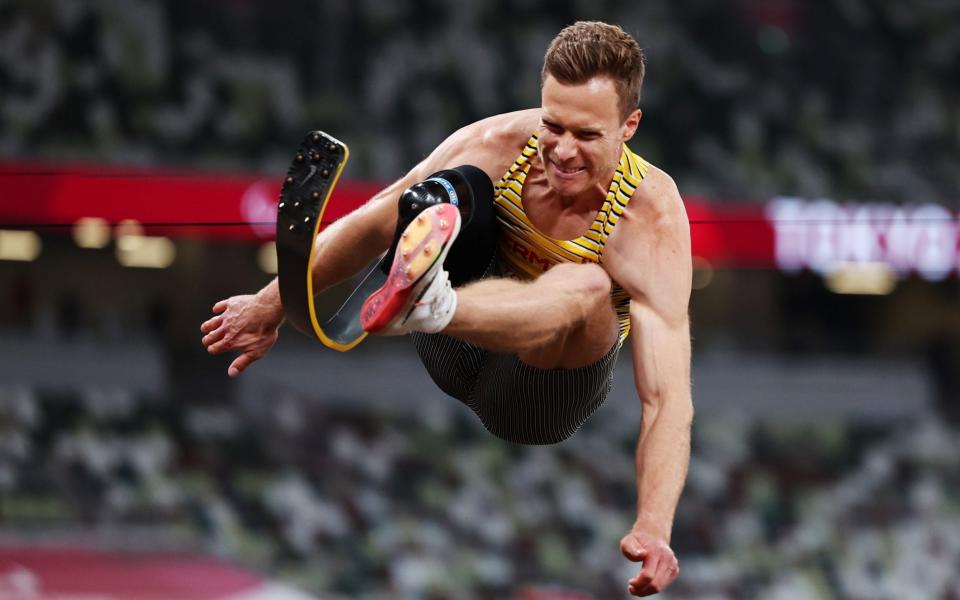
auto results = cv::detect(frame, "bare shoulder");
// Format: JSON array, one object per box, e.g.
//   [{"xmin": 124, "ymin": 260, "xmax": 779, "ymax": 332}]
[
  {"xmin": 627, "ymin": 163, "xmax": 687, "ymax": 229},
  {"xmin": 473, "ymin": 109, "xmax": 542, "ymax": 151},
  {"xmin": 604, "ymin": 162, "xmax": 691, "ymax": 306},
  {"xmin": 428, "ymin": 110, "xmax": 541, "ymax": 181},
  {"xmin": 606, "ymin": 162, "xmax": 690, "ymax": 260}
]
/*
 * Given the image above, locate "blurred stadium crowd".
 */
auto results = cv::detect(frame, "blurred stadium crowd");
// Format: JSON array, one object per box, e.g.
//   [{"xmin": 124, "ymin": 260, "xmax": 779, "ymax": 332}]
[
  {"xmin": 2, "ymin": 0, "xmax": 960, "ymax": 598},
  {"xmin": 1, "ymin": 0, "xmax": 958, "ymax": 205},
  {"xmin": 1, "ymin": 383, "xmax": 958, "ymax": 599}
]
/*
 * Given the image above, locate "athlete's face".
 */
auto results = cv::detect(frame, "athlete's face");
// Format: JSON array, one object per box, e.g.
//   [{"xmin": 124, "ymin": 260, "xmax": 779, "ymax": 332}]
[{"xmin": 538, "ymin": 75, "xmax": 641, "ymax": 200}]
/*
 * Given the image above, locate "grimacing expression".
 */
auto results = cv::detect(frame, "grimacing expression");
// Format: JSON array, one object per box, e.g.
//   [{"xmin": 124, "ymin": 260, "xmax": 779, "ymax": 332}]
[{"xmin": 538, "ymin": 75, "xmax": 640, "ymax": 199}]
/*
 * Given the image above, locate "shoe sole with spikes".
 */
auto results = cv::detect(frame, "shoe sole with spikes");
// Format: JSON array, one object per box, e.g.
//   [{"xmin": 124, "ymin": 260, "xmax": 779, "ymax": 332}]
[{"xmin": 361, "ymin": 203, "xmax": 461, "ymax": 334}]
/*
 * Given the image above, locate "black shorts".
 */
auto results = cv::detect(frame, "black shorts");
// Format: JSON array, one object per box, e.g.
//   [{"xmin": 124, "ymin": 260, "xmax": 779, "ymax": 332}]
[{"xmin": 411, "ymin": 331, "xmax": 620, "ymax": 445}]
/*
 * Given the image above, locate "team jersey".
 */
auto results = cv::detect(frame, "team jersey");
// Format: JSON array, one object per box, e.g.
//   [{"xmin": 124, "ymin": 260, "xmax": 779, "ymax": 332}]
[{"xmin": 493, "ymin": 131, "xmax": 649, "ymax": 343}]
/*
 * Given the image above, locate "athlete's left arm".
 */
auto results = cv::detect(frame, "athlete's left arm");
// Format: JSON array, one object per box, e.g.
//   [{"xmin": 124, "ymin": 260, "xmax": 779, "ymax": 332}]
[{"xmin": 602, "ymin": 167, "xmax": 693, "ymax": 597}]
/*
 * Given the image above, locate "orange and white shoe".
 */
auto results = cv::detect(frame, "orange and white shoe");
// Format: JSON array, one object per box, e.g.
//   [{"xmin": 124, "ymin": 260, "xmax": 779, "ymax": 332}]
[{"xmin": 361, "ymin": 203, "xmax": 461, "ymax": 335}]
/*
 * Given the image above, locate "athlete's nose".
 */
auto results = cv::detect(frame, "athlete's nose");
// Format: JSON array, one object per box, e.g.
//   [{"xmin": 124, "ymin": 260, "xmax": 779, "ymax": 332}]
[{"xmin": 554, "ymin": 134, "xmax": 577, "ymax": 163}]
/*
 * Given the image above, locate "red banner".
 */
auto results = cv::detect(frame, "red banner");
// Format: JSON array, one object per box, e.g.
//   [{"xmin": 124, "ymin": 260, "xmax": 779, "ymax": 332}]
[
  {"xmin": 0, "ymin": 160, "xmax": 775, "ymax": 266},
  {"xmin": 0, "ymin": 160, "xmax": 381, "ymax": 242}
]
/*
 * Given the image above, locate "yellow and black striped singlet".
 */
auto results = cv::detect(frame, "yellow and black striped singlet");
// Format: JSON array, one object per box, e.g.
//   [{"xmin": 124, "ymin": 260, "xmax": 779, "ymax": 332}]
[{"xmin": 494, "ymin": 132, "xmax": 649, "ymax": 344}]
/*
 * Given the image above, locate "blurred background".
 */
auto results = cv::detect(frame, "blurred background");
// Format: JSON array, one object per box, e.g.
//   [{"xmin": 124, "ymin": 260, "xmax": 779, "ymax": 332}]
[{"xmin": 1, "ymin": 0, "xmax": 959, "ymax": 598}]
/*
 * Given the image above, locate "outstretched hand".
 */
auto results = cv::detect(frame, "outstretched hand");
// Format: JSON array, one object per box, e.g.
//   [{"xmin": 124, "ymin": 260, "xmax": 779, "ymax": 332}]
[
  {"xmin": 620, "ymin": 525, "xmax": 679, "ymax": 596},
  {"xmin": 200, "ymin": 293, "xmax": 283, "ymax": 377}
]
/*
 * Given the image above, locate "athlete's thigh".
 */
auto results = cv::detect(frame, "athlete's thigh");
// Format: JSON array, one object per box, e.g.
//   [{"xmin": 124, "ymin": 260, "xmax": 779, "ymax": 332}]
[
  {"xmin": 518, "ymin": 292, "xmax": 619, "ymax": 369},
  {"xmin": 470, "ymin": 341, "xmax": 620, "ymax": 445},
  {"xmin": 410, "ymin": 331, "xmax": 488, "ymax": 407}
]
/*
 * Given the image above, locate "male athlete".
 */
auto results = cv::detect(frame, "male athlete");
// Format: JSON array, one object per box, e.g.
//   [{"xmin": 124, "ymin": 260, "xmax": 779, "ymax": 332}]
[{"xmin": 201, "ymin": 22, "xmax": 692, "ymax": 597}]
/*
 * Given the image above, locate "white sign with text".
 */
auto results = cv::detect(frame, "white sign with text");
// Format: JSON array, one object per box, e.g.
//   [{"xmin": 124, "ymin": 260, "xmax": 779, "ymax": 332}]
[{"xmin": 766, "ymin": 197, "xmax": 960, "ymax": 281}]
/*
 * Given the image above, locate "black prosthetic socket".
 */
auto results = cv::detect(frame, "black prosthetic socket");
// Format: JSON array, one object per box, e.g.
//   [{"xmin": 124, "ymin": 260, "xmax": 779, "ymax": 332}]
[{"xmin": 383, "ymin": 164, "xmax": 497, "ymax": 287}]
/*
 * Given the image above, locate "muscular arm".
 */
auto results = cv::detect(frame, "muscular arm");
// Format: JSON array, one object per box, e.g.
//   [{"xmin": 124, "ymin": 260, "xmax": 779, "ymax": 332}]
[
  {"xmin": 629, "ymin": 295, "xmax": 692, "ymax": 538},
  {"xmin": 603, "ymin": 167, "xmax": 693, "ymax": 595}
]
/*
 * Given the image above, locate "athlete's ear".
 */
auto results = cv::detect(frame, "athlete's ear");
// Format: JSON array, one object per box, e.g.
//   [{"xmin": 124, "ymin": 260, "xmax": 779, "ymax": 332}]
[{"xmin": 622, "ymin": 109, "xmax": 642, "ymax": 141}]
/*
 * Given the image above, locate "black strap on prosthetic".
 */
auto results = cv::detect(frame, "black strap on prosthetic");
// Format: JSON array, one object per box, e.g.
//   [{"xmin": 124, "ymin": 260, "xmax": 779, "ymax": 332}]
[
  {"xmin": 276, "ymin": 129, "xmax": 495, "ymax": 352},
  {"xmin": 383, "ymin": 164, "xmax": 496, "ymax": 287}
]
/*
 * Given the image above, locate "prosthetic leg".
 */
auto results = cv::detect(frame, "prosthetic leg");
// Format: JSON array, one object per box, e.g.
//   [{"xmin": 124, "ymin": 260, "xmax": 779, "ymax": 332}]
[{"xmin": 276, "ymin": 130, "xmax": 495, "ymax": 351}]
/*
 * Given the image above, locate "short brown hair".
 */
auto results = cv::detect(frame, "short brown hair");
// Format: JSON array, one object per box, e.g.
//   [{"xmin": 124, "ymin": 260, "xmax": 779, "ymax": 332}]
[{"xmin": 541, "ymin": 21, "xmax": 646, "ymax": 120}]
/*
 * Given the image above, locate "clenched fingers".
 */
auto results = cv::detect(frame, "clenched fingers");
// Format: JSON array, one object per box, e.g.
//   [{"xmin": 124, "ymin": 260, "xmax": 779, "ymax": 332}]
[
  {"xmin": 621, "ymin": 537, "xmax": 648, "ymax": 562},
  {"xmin": 628, "ymin": 551, "xmax": 660, "ymax": 596},
  {"xmin": 628, "ymin": 547, "xmax": 679, "ymax": 597},
  {"xmin": 650, "ymin": 561, "xmax": 679, "ymax": 595}
]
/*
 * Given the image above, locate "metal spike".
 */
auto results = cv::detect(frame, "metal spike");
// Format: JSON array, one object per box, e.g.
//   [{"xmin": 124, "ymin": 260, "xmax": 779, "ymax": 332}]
[{"xmin": 439, "ymin": 219, "xmax": 449, "ymax": 230}]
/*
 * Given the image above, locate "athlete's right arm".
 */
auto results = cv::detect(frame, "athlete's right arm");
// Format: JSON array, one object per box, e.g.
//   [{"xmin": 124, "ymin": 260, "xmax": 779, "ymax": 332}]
[{"xmin": 200, "ymin": 111, "xmax": 534, "ymax": 376}]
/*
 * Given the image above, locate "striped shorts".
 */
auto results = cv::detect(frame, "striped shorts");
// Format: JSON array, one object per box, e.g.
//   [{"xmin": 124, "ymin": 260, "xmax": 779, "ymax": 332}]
[{"xmin": 411, "ymin": 332, "xmax": 620, "ymax": 445}]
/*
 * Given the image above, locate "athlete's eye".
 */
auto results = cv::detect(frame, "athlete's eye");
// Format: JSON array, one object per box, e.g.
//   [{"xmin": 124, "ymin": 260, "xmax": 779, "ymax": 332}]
[{"xmin": 541, "ymin": 121, "xmax": 562, "ymax": 133}]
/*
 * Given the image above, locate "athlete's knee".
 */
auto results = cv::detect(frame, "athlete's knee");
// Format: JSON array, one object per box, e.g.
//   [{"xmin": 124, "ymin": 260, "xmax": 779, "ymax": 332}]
[
  {"xmin": 578, "ymin": 263, "xmax": 612, "ymax": 296},
  {"xmin": 546, "ymin": 263, "xmax": 611, "ymax": 299},
  {"xmin": 541, "ymin": 263, "xmax": 612, "ymax": 324}
]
